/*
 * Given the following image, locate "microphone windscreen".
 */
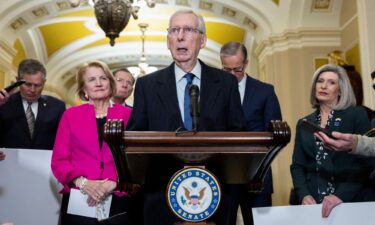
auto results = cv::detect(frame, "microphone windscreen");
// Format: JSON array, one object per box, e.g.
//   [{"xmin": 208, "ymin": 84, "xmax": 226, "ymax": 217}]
[{"xmin": 189, "ymin": 85, "xmax": 199, "ymax": 96}]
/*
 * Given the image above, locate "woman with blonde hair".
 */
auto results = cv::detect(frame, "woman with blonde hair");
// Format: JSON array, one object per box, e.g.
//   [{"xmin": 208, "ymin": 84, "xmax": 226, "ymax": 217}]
[{"xmin": 51, "ymin": 61, "xmax": 135, "ymax": 225}]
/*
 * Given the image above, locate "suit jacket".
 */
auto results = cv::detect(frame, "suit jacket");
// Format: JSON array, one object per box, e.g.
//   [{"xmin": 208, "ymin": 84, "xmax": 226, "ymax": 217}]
[
  {"xmin": 242, "ymin": 75, "xmax": 282, "ymax": 194},
  {"xmin": 291, "ymin": 106, "xmax": 373, "ymax": 203},
  {"xmin": 355, "ymin": 135, "xmax": 375, "ymax": 157},
  {"xmin": 127, "ymin": 60, "xmax": 245, "ymax": 131},
  {"xmin": 127, "ymin": 60, "xmax": 245, "ymax": 189},
  {"xmin": 51, "ymin": 103, "xmax": 132, "ymax": 193},
  {"xmin": 242, "ymin": 75, "xmax": 281, "ymax": 131},
  {"xmin": 0, "ymin": 92, "xmax": 65, "ymax": 150}
]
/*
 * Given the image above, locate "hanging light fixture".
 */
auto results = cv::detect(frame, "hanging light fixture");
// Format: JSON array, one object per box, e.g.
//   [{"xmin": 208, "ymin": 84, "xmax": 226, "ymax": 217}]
[
  {"xmin": 127, "ymin": 23, "xmax": 158, "ymax": 77},
  {"xmin": 69, "ymin": 0, "xmax": 156, "ymax": 46}
]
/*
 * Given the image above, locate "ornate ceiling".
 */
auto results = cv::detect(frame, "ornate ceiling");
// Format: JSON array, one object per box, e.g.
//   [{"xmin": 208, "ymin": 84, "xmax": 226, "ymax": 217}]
[{"xmin": 0, "ymin": 0, "xmax": 340, "ymax": 104}]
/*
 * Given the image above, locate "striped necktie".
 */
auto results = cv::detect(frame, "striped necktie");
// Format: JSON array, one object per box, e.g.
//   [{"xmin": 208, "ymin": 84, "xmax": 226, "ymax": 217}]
[{"xmin": 26, "ymin": 102, "xmax": 35, "ymax": 137}]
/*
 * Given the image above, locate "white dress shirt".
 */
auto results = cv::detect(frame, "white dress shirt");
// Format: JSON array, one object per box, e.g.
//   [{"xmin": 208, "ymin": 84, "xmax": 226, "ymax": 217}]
[
  {"xmin": 238, "ymin": 74, "xmax": 247, "ymax": 105},
  {"xmin": 22, "ymin": 99, "xmax": 38, "ymax": 119},
  {"xmin": 175, "ymin": 62, "xmax": 201, "ymax": 121}
]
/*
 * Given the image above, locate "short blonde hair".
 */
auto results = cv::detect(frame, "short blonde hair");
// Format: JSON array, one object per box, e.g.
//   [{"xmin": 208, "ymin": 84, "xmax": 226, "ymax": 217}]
[
  {"xmin": 310, "ymin": 64, "xmax": 356, "ymax": 110},
  {"xmin": 76, "ymin": 60, "xmax": 116, "ymax": 101}
]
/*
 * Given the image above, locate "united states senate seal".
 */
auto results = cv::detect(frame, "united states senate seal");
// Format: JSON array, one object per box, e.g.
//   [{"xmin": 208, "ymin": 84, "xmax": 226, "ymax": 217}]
[{"xmin": 167, "ymin": 167, "xmax": 221, "ymax": 222}]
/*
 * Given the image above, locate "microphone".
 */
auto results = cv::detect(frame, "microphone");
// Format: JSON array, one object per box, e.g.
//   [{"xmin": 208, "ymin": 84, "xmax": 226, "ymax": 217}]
[{"xmin": 189, "ymin": 85, "xmax": 200, "ymax": 131}]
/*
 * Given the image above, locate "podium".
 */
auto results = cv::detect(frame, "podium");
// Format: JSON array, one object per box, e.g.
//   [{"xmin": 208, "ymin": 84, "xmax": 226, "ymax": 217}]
[
  {"xmin": 104, "ymin": 120, "xmax": 291, "ymax": 223},
  {"xmin": 104, "ymin": 120, "xmax": 290, "ymax": 222}
]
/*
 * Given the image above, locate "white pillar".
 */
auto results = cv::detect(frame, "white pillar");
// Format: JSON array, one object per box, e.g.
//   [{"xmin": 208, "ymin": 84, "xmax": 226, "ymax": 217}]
[
  {"xmin": 0, "ymin": 38, "xmax": 17, "ymax": 84},
  {"xmin": 357, "ymin": 0, "xmax": 375, "ymax": 108}
]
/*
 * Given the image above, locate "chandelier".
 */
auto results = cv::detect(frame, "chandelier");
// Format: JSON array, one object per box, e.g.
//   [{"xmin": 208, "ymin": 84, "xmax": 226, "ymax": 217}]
[
  {"xmin": 127, "ymin": 23, "xmax": 158, "ymax": 77},
  {"xmin": 69, "ymin": 0, "xmax": 156, "ymax": 46}
]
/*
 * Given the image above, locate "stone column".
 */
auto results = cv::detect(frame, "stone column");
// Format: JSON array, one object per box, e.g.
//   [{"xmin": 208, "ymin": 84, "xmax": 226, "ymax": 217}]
[{"xmin": 357, "ymin": 0, "xmax": 375, "ymax": 108}]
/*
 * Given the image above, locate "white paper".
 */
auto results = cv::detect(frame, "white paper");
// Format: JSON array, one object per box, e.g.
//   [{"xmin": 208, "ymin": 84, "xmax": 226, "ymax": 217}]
[
  {"xmin": 67, "ymin": 188, "xmax": 112, "ymax": 219},
  {"xmin": 253, "ymin": 202, "xmax": 375, "ymax": 225},
  {"xmin": 0, "ymin": 148, "xmax": 61, "ymax": 225}
]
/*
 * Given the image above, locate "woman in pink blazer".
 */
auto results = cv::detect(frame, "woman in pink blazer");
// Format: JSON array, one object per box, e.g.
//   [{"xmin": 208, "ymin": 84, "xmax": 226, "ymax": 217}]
[{"xmin": 51, "ymin": 61, "xmax": 134, "ymax": 225}]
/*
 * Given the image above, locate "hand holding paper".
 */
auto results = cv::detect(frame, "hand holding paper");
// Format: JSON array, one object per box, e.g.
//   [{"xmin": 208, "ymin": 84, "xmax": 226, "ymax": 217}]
[
  {"xmin": 321, "ymin": 195, "xmax": 343, "ymax": 218},
  {"xmin": 67, "ymin": 188, "xmax": 112, "ymax": 219}
]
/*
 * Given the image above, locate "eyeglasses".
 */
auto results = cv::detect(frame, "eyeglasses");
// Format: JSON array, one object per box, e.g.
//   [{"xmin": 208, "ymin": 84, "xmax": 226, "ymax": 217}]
[
  {"xmin": 167, "ymin": 27, "xmax": 203, "ymax": 36},
  {"xmin": 222, "ymin": 66, "xmax": 244, "ymax": 73},
  {"xmin": 116, "ymin": 78, "xmax": 133, "ymax": 86}
]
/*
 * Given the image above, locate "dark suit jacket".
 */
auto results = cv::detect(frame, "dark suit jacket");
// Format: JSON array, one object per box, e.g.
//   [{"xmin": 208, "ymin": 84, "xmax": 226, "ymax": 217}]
[
  {"xmin": 0, "ymin": 92, "xmax": 65, "ymax": 150},
  {"xmin": 127, "ymin": 60, "xmax": 245, "ymax": 189},
  {"xmin": 291, "ymin": 106, "xmax": 374, "ymax": 203},
  {"xmin": 127, "ymin": 60, "xmax": 245, "ymax": 132},
  {"xmin": 242, "ymin": 75, "xmax": 281, "ymax": 131},
  {"xmin": 242, "ymin": 75, "xmax": 282, "ymax": 194}
]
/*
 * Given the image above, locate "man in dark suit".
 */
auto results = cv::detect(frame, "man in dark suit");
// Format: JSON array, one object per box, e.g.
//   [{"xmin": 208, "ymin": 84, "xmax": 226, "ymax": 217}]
[
  {"xmin": 0, "ymin": 59, "xmax": 65, "ymax": 150},
  {"xmin": 111, "ymin": 68, "xmax": 134, "ymax": 107},
  {"xmin": 127, "ymin": 10, "xmax": 245, "ymax": 225},
  {"xmin": 220, "ymin": 41, "xmax": 282, "ymax": 225}
]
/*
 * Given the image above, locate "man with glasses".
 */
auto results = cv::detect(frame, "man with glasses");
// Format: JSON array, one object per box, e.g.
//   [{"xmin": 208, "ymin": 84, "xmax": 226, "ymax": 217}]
[
  {"xmin": 127, "ymin": 10, "xmax": 245, "ymax": 225},
  {"xmin": 220, "ymin": 41, "xmax": 282, "ymax": 225},
  {"xmin": 0, "ymin": 58, "xmax": 65, "ymax": 149},
  {"xmin": 111, "ymin": 68, "xmax": 135, "ymax": 107}
]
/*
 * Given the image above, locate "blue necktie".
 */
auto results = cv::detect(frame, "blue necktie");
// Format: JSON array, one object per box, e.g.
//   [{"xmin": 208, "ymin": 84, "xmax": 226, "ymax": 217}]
[{"xmin": 184, "ymin": 73, "xmax": 194, "ymax": 130}]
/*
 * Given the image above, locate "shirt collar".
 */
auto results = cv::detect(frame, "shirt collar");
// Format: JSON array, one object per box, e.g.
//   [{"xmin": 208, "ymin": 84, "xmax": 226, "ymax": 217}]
[
  {"xmin": 175, "ymin": 61, "xmax": 202, "ymax": 82},
  {"xmin": 22, "ymin": 98, "xmax": 37, "ymax": 105},
  {"xmin": 238, "ymin": 74, "xmax": 247, "ymax": 104},
  {"xmin": 239, "ymin": 74, "xmax": 247, "ymax": 87}
]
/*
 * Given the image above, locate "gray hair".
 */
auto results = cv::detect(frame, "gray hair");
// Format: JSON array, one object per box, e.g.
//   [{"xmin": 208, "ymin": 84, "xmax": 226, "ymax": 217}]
[
  {"xmin": 169, "ymin": 9, "xmax": 206, "ymax": 34},
  {"xmin": 310, "ymin": 64, "xmax": 356, "ymax": 110},
  {"xmin": 18, "ymin": 59, "xmax": 47, "ymax": 80},
  {"xmin": 220, "ymin": 41, "xmax": 248, "ymax": 63},
  {"xmin": 113, "ymin": 68, "xmax": 135, "ymax": 85}
]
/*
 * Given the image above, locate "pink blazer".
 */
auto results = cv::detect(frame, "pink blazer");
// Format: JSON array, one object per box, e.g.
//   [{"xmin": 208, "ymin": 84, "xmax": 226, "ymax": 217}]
[{"xmin": 51, "ymin": 103, "xmax": 131, "ymax": 193}]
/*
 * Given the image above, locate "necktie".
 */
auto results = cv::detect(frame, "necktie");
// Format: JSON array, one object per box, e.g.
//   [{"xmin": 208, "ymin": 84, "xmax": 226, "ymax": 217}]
[
  {"xmin": 184, "ymin": 73, "xmax": 194, "ymax": 130},
  {"xmin": 26, "ymin": 102, "xmax": 35, "ymax": 137}
]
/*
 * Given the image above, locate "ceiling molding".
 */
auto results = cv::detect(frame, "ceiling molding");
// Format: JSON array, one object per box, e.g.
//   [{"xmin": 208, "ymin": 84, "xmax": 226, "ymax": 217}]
[
  {"xmin": 312, "ymin": 0, "xmax": 333, "ymax": 12},
  {"xmin": 0, "ymin": 39, "xmax": 17, "ymax": 66},
  {"xmin": 255, "ymin": 28, "xmax": 341, "ymax": 62}
]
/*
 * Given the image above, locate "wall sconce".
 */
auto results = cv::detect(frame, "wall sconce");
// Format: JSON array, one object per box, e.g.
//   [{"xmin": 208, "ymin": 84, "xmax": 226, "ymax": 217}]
[{"xmin": 70, "ymin": 0, "xmax": 156, "ymax": 46}]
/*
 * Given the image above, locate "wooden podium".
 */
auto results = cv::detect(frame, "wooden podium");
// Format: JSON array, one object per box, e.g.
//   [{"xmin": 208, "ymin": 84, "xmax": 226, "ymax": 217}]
[
  {"xmin": 104, "ymin": 120, "xmax": 291, "ymax": 192},
  {"xmin": 104, "ymin": 121, "xmax": 290, "ymax": 224}
]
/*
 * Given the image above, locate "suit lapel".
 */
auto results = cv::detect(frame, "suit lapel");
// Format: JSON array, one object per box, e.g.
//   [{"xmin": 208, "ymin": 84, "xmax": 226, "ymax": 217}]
[
  {"xmin": 156, "ymin": 64, "xmax": 184, "ymax": 125},
  {"xmin": 200, "ymin": 61, "xmax": 221, "ymax": 118},
  {"xmin": 242, "ymin": 75, "xmax": 256, "ymax": 112},
  {"xmin": 12, "ymin": 93, "xmax": 31, "ymax": 138},
  {"xmin": 304, "ymin": 113, "xmax": 320, "ymax": 154},
  {"xmin": 327, "ymin": 110, "xmax": 344, "ymax": 160},
  {"xmin": 33, "ymin": 96, "xmax": 48, "ymax": 138}
]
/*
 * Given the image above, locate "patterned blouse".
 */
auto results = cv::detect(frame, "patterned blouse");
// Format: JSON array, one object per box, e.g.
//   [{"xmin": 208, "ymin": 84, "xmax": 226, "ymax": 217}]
[{"xmin": 315, "ymin": 110, "xmax": 335, "ymax": 202}]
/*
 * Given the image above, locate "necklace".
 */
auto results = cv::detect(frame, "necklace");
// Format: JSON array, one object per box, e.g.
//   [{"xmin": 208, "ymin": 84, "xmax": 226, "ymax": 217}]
[
  {"xmin": 93, "ymin": 101, "xmax": 111, "ymax": 119},
  {"xmin": 95, "ymin": 113, "xmax": 107, "ymax": 119}
]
